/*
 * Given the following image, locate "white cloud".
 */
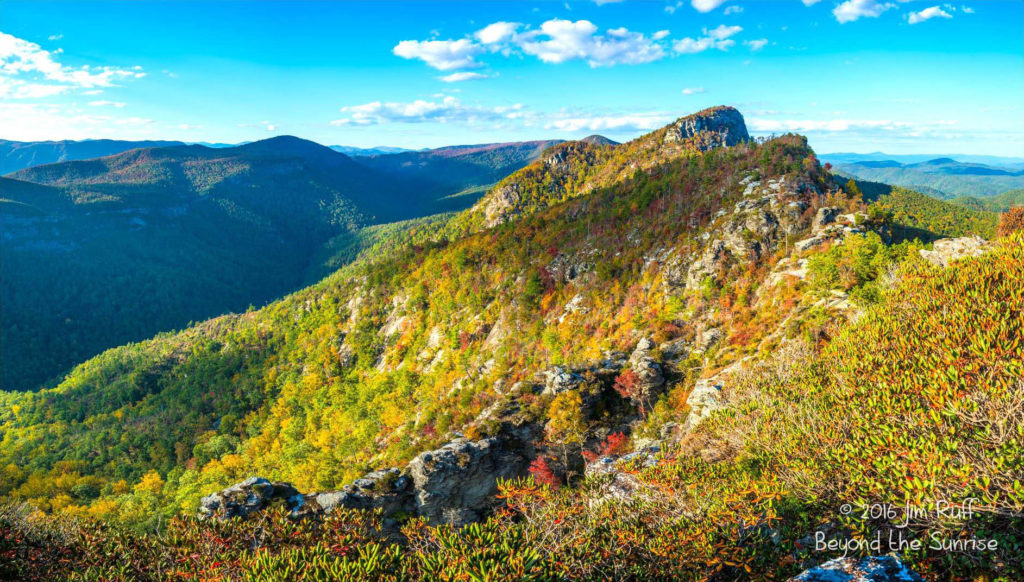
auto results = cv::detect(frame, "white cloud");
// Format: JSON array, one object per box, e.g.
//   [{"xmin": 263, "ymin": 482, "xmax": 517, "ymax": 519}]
[
  {"xmin": 516, "ymin": 19, "xmax": 666, "ymax": 66},
  {"xmin": 545, "ymin": 112, "xmax": 671, "ymax": 132},
  {"xmin": 748, "ymin": 117, "xmax": 958, "ymax": 135},
  {"xmin": 0, "ymin": 32, "xmax": 142, "ymax": 96},
  {"xmin": 724, "ymin": 5, "xmax": 744, "ymax": 14},
  {"xmin": 706, "ymin": 24, "xmax": 742, "ymax": 39},
  {"xmin": 833, "ymin": 0, "xmax": 896, "ymax": 23},
  {"xmin": 332, "ymin": 96, "xmax": 524, "ymax": 126},
  {"xmin": 681, "ymin": 86, "xmax": 706, "ymax": 95},
  {"xmin": 745, "ymin": 38, "xmax": 769, "ymax": 51},
  {"xmin": 0, "ymin": 103, "xmax": 154, "ymax": 141},
  {"xmin": 802, "ymin": 0, "xmax": 822, "ymax": 5},
  {"xmin": 439, "ymin": 71, "xmax": 489, "ymax": 82},
  {"xmin": 475, "ymin": 22, "xmax": 521, "ymax": 45},
  {"xmin": 673, "ymin": 24, "xmax": 741, "ymax": 53},
  {"xmin": 961, "ymin": 5, "xmax": 974, "ymax": 14},
  {"xmin": 393, "ymin": 39, "xmax": 482, "ymax": 71},
  {"xmin": 47, "ymin": 34, "xmax": 63, "ymax": 41},
  {"xmin": 691, "ymin": 0, "xmax": 729, "ymax": 13},
  {"xmin": 665, "ymin": 1, "xmax": 684, "ymax": 14},
  {"xmin": 653, "ymin": 29, "xmax": 671, "ymax": 40},
  {"xmin": 593, "ymin": 0, "xmax": 627, "ymax": 4},
  {"xmin": 908, "ymin": 5, "xmax": 952, "ymax": 23},
  {"xmin": 87, "ymin": 100, "xmax": 126, "ymax": 107}
]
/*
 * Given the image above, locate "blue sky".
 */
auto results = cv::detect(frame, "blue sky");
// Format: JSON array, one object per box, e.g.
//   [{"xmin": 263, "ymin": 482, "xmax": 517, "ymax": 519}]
[{"xmin": 1, "ymin": 0, "xmax": 1021, "ymax": 155}]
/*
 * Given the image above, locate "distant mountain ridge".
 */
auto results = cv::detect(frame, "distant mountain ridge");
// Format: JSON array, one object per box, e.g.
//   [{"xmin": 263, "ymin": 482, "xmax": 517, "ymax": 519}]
[
  {"xmin": 832, "ymin": 156, "xmax": 1024, "ymax": 199},
  {"xmin": 822, "ymin": 151, "xmax": 1024, "ymax": 168},
  {"xmin": 0, "ymin": 139, "xmax": 186, "ymax": 174}
]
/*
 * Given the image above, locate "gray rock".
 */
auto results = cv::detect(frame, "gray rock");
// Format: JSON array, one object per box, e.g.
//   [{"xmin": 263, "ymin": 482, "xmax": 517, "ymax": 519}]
[
  {"xmin": 686, "ymin": 239, "xmax": 730, "ymax": 290},
  {"xmin": 542, "ymin": 366, "xmax": 584, "ymax": 396},
  {"xmin": 919, "ymin": 236, "xmax": 992, "ymax": 268},
  {"xmin": 813, "ymin": 206, "xmax": 842, "ymax": 230},
  {"xmin": 198, "ymin": 477, "xmax": 301, "ymax": 520},
  {"xmin": 663, "ymin": 107, "xmax": 750, "ymax": 151},
  {"xmin": 789, "ymin": 556, "xmax": 923, "ymax": 582},
  {"xmin": 407, "ymin": 437, "xmax": 531, "ymax": 525},
  {"xmin": 694, "ymin": 328, "xmax": 723, "ymax": 353},
  {"xmin": 685, "ymin": 379, "xmax": 724, "ymax": 430}
]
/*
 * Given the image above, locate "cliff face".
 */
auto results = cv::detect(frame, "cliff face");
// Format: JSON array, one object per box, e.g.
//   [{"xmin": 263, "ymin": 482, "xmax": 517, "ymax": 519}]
[{"xmin": 662, "ymin": 105, "xmax": 750, "ymax": 150}]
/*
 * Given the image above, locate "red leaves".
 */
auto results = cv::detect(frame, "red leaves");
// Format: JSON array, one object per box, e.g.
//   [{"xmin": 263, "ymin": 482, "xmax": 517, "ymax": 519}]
[
  {"xmin": 528, "ymin": 456, "xmax": 561, "ymax": 490},
  {"xmin": 613, "ymin": 369, "xmax": 640, "ymax": 401}
]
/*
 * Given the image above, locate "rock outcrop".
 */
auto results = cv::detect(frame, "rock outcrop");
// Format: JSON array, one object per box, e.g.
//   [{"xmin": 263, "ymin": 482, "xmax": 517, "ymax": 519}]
[
  {"xmin": 407, "ymin": 437, "xmax": 532, "ymax": 525},
  {"xmin": 198, "ymin": 477, "xmax": 301, "ymax": 520},
  {"xmin": 201, "ymin": 428, "xmax": 537, "ymax": 526},
  {"xmin": 919, "ymin": 236, "xmax": 992, "ymax": 267},
  {"xmin": 663, "ymin": 106, "xmax": 750, "ymax": 151},
  {"xmin": 789, "ymin": 556, "xmax": 923, "ymax": 582}
]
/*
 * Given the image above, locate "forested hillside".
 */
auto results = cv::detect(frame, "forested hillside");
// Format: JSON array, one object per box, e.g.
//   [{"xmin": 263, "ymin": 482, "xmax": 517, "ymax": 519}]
[
  {"xmin": 0, "ymin": 137, "xmax": 419, "ymax": 391},
  {"xmin": 0, "ymin": 139, "xmax": 186, "ymax": 174}
]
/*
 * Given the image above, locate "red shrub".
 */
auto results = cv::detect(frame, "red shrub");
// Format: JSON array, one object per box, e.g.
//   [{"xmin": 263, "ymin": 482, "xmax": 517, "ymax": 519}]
[
  {"xmin": 528, "ymin": 456, "xmax": 561, "ymax": 489},
  {"xmin": 613, "ymin": 369, "xmax": 640, "ymax": 400}
]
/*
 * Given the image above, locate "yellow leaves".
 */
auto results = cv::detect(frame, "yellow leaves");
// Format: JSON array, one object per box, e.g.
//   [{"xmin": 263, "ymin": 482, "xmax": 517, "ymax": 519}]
[
  {"xmin": 546, "ymin": 391, "xmax": 585, "ymax": 447},
  {"xmin": 133, "ymin": 470, "xmax": 165, "ymax": 496}
]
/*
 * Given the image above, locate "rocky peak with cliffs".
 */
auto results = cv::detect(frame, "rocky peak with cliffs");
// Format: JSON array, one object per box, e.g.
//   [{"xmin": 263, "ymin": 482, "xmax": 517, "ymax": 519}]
[{"xmin": 662, "ymin": 106, "xmax": 750, "ymax": 151}]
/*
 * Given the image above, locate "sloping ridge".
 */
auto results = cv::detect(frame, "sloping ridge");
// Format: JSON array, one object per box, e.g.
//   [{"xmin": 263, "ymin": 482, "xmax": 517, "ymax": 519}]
[{"xmin": 461, "ymin": 105, "xmax": 750, "ymax": 230}]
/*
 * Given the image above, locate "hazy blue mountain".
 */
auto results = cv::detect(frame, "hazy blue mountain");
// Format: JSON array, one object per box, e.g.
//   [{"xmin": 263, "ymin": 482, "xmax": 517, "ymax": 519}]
[
  {"xmin": 832, "ymin": 157, "xmax": 1024, "ymax": 199},
  {"xmin": 330, "ymin": 145, "xmax": 417, "ymax": 156},
  {"xmin": 0, "ymin": 139, "xmax": 186, "ymax": 174},
  {"xmin": 821, "ymin": 151, "xmax": 1024, "ymax": 168}
]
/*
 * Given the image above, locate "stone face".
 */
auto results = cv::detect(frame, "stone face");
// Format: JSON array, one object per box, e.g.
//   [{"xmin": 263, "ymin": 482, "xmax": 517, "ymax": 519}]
[
  {"xmin": 919, "ymin": 236, "xmax": 992, "ymax": 268},
  {"xmin": 407, "ymin": 437, "xmax": 531, "ymax": 525},
  {"xmin": 663, "ymin": 106, "xmax": 750, "ymax": 151},
  {"xmin": 789, "ymin": 556, "xmax": 923, "ymax": 582}
]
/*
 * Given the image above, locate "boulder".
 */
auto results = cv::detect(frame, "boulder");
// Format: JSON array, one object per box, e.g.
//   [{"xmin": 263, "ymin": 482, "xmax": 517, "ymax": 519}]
[
  {"xmin": 584, "ymin": 447, "xmax": 662, "ymax": 504},
  {"xmin": 542, "ymin": 366, "xmax": 584, "ymax": 396},
  {"xmin": 407, "ymin": 437, "xmax": 532, "ymax": 525},
  {"xmin": 919, "ymin": 236, "xmax": 992, "ymax": 268},
  {"xmin": 198, "ymin": 477, "xmax": 301, "ymax": 520},
  {"xmin": 813, "ymin": 206, "xmax": 842, "ymax": 230},
  {"xmin": 789, "ymin": 556, "xmax": 923, "ymax": 582},
  {"xmin": 685, "ymin": 379, "xmax": 724, "ymax": 430}
]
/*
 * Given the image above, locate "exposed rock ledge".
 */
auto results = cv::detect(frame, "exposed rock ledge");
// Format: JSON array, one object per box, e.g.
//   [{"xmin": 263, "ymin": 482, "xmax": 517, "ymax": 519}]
[{"xmin": 200, "ymin": 429, "xmax": 534, "ymax": 526}]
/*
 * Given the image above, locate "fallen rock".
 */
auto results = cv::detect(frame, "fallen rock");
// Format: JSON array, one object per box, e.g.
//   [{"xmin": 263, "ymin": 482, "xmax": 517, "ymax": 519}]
[
  {"xmin": 919, "ymin": 236, "xmax": 992, "ymax": 268},
  {"xmin": 789, "ymin": 556, "xmax": 923, "ymax": 582}
]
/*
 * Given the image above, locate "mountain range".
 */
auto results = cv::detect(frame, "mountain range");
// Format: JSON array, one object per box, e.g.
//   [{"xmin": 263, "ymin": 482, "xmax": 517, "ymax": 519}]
[
  {"xmin": 1, "ymin": 107, "xmax": 1021, "ymax": 581},
  {"xmin": 832, "ymin": 156, "xmax": 1024, "ymax": 199}
]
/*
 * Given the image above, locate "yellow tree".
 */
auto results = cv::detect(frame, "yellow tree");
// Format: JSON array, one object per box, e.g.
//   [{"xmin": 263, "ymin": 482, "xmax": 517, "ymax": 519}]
[{"xmin": 546, "ymin": 391, "xmax": 587, "ymax": 479}]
